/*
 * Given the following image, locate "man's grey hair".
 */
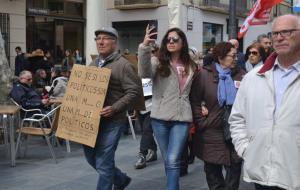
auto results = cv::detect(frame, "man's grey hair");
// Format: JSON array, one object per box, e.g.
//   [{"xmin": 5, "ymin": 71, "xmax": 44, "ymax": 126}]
[
  {"xmin": 19, "ymin": 70, "xmax": 31, "ymax": 78},
  {"xmin": 257, "ymin": 34, "xmax": 269, "ymax": 42},
  {"xmin": 272, "ymin": 14, "xmax": 300, "ymax": 29}
]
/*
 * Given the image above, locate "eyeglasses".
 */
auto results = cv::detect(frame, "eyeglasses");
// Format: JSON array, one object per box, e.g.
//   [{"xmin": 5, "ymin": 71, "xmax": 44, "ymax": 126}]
[
  {"xmin": 21, "ymin": 78, "xmax": 32, "ymax": 82},
  {"xmin": 271, "ymin": 29, "xmax": 300, "ymax": 38},
  {"xmin": 94, "ymin": 36, "xmax": 115, "ymax": 42},
  {"xmin": 167, "ymin": 36, "xmax": 180, "ymax": 43},
  {"xmin": 226, "ymin": 54, "xmax": 237, "ymax": 59},
  {"xmin": 249, "ymin": 51, "xmax": 259, "ymax": 56}
]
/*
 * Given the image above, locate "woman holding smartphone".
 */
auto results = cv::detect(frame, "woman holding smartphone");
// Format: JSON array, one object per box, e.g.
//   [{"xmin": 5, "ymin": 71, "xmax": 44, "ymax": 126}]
[{"xmin": 138, "ymin": 25, "xmax": 196, "ymax": 190}]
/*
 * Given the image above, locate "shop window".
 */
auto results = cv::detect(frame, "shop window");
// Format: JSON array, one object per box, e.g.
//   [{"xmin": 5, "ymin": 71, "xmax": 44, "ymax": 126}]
[
  {"xmin": 65, "ymin": 2, "xmax": 83, "ymax": 17},
  {"xmin": 0, "ymin": 13, "xmax": 10, "ymax": 63},
  {"xmin": 27, "ymin": 0, "xmax": 47, "ymax": 9},
  {"xmin": 203, "ymin": 22, "xmax": 223, "ymax": 54},
  {"xmin": 48, "ymin": 0, "xmax": 64, "ymax": 14}
]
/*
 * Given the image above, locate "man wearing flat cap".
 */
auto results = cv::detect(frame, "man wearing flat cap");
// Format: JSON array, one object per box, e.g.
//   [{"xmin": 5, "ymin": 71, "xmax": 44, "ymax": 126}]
[{"xmin": 83, "ymin": 26, "xmax": 143, "ymax": 190}]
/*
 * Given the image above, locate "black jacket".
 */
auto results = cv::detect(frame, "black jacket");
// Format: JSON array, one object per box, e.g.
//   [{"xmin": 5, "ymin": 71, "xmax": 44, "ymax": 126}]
[{"xmin": 10, "ymin": 81, "xmax": 44, "ymax": 109}]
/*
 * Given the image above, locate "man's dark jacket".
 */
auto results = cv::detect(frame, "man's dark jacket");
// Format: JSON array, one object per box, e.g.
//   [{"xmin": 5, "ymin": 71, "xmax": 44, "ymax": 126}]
[{"xmin": 10, "ymin": 81, "xmax": 44, "ymax": 109}]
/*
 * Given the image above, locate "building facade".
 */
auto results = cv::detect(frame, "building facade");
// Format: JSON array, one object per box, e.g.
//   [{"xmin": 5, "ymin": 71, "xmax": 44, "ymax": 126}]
[
  {"xmin": 26, "ymin": 0, "xmax": 85, "ymax": 64},
  {"xmin": 0, "ymin": 0, "xmax": 86, "ymax": 67},
  {"xmin": 104, "ymin": 0, "xmax": 292, "ymax": 54},
  {"xmin": 0, "ymin": 0, "xmax": 26, "ymax": 66},
  {"xmin": 0, "ymin": 0, "xmax": 293, "ymax": 68}
]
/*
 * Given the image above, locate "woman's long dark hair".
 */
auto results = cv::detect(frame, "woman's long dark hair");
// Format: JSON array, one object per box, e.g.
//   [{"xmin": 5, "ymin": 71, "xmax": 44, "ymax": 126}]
[{"xmin": 157, "ymin": 28, "xmax": 195, "ymax": 77}]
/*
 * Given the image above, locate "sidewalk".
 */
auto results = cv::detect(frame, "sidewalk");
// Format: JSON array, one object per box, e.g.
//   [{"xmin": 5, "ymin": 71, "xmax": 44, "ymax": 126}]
[{"xmin": 0, "ymin": 135, "xmax": 254, "ymax": 190}]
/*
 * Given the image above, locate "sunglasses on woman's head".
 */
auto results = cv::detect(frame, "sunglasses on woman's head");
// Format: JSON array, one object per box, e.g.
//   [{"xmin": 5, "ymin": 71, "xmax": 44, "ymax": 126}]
[{"xmin": 167, "ymin": 36, "xmax": 180, "ymax": 43}]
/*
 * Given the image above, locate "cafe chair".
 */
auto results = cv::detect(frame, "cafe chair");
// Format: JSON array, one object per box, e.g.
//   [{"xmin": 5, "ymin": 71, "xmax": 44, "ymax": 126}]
[
  {"xmin": 15, "ymin": 105, "xmax": 61, "ymax": 163},
  {"xmin": 10, "ymin": 98, "xmax": 42, "ymax": 119},
  {"xmin": 126, "ymin": 111, "xmax": 137, "ymax": 140}
]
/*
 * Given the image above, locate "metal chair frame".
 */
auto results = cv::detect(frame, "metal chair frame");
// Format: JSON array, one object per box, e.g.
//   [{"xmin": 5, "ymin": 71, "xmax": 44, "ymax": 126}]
[
  {"xmin": 15, "ymin": 105, "xmax": 61, "ymax": 163},
  {"xmin": 10, "ymin": 98, "xmax": 42, "ymax": 119},
  {"xmin": 126, "ymin": 111, "xmax": 137, "ymax": 140}
]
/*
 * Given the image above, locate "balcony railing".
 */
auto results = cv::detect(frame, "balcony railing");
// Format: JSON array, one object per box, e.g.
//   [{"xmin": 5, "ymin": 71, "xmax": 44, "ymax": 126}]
[
  {"xmin": 114, "ymin": 0, "xmax": 161, "ymax": 9},
  {"xmin": 198, "ymin": 0, "xmax": 250, "ymax": 16}
]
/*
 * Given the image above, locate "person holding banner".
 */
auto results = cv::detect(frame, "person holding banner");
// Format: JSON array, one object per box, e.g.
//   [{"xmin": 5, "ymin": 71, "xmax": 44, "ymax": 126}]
[
  {"xmin": 84, "ymin": 26, "xmax": 143, "ymax": 190},
  {"xmin": 138, "ymin": 26, "xmax": 196, "ymax": 190},
  {"xmin": 229, "ymin": 14, "xmax": 300, "ymax": 190}
]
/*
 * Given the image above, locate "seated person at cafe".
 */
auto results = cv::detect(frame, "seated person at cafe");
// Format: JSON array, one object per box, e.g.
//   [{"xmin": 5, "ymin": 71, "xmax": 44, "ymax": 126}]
[
  {"xmin": 49, "ymin": 66, "xmax": 70, "ymax": 98},
  {"xmin": 32, "ymin": 68, "xmax": 49, "ymax": 97},
  {"xmin": 10, "ymin": 70, "xmax": 49, "ymax": 114}
]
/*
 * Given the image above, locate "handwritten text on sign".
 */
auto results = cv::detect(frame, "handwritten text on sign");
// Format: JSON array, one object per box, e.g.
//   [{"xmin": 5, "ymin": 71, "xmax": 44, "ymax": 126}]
[{"xmin": 56, "ymin": 64, "xmax": 111, "ymax": 147}]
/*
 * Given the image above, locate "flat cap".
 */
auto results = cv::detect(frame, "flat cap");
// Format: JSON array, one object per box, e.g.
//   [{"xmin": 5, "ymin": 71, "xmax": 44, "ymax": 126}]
[{"xmin": 95, "ymin": 27, "xmax": 118, "ymax": 39}]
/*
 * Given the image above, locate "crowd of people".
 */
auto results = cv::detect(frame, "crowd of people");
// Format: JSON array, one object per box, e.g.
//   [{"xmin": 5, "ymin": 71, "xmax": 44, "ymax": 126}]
[
  {"xmin": 10, "ymin": 47, "xmax": 76, "ymax": 114},
  {"xmin": 8, "ymin": 13, "xmax": 300, "ymax": 190}
]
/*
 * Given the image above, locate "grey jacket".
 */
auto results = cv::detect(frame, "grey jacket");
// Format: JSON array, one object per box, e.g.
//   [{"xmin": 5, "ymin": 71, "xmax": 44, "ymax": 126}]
[
  {"xmin": 89, "ymin": 52, "xmax": 143, "ymax": 123},
  {"xmin": 138, "ymin": 43, "xmax": 194, "ymax": 122}
]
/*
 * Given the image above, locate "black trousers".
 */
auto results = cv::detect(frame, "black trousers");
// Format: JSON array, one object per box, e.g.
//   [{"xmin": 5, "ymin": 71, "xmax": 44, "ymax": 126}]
[
  {"xmin": 255, "ymin": 184, "xmax": 285, "ymax": 190},
  {"xmin": 138, "ymin": 112, "xmax": 157, "ymax": 156},
  {"xmin": 204, "ymin": 161, "xmax": 242, "ymax": 190}
]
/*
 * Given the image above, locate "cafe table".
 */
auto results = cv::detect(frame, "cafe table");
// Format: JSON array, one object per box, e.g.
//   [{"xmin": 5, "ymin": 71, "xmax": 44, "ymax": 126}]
[{"xmin": 0, "ymin": 105, "xmax": 20, "ymax": 167}]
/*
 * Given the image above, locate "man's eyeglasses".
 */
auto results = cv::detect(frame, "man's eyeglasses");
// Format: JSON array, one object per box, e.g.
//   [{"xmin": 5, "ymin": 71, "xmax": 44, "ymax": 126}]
[
  {"xmin": 249, "ymin": 51, "xmax": 259, "ymax": 56},
  {"xmin": 167, "ymin": 36, "xmax": 180, "ymax": 43},
  {"xmin": 271, "ymin": 29, "xmax": 300, "ymax": 38},
  {"xmin": 21, "ymin": 78, "xmax": 32, "ymax": 82},
  {"xmin": 94, "ymin": 36, "xmax": 115, "ymax": 42}
]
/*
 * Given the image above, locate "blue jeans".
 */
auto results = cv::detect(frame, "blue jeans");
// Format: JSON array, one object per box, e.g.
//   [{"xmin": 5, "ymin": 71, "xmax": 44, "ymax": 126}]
[
  {"xmin": 83, "ymin": 120, "xmax": 128, "ymax": 190},
  {"xmin": 151, "ymin": 119, "xmax": 190, "ymax": 190}
]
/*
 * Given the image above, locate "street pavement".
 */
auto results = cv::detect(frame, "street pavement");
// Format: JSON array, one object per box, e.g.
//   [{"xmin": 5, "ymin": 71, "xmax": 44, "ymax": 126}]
[{"xmin": 0, "ymin": 134, "xmax": 254, "ymax": 190}]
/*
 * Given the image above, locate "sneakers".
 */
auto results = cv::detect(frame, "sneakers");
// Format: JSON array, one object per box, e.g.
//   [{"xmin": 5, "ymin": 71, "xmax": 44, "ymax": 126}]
[
  {"xmin": 146, "ymin": 149, "xmax": 157, "ymax": 162},
  {"xmin": 134, "ymin": 153, "xmax": 146, "ymax": 169},
  {"xmin": 113, "ymin": 176, "xmax": 131, "ymax": 190}
]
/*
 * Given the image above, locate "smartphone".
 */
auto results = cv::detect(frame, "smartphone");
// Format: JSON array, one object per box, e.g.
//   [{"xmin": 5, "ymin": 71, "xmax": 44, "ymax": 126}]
[{"xmin": 148, "ymin": 20, "xmax": 158, "ymax": 40}]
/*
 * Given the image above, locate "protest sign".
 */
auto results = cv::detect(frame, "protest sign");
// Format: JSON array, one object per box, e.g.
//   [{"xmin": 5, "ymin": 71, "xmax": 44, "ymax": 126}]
[{"xmin": 56, "ymin": 64, "xmax": 111, "ymax": 147}]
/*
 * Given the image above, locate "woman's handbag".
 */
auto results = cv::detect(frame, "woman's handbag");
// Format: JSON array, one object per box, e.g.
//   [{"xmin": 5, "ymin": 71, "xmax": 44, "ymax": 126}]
[{"xmin": 222, "ymin": 105, "xmax": 232, "ymax": 142}]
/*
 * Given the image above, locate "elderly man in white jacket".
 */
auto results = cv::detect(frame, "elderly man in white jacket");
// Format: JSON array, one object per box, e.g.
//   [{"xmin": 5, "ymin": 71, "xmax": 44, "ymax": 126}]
[{"xmin": 229, "ymin": 14, "xmax": 300, "ymax": 190}]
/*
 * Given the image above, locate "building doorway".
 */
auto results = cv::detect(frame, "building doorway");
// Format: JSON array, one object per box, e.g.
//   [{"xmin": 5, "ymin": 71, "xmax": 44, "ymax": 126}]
[{"xmin": 26, "ymin": 16, "xmax": 84, "ymax": 65}]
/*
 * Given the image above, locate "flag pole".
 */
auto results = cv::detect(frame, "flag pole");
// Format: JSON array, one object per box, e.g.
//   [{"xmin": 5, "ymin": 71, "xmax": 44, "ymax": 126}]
[{"xmin": 229, "ymin": 0, "xmax": 237, "ymax": 39}]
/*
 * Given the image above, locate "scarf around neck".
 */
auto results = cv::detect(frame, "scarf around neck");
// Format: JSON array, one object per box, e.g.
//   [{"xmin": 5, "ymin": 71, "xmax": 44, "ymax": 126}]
[
  {"xmin": 215, "ymin": 63, "xmax": 237, "ymax": 106},
  {"xmin": 96, "ymin": 51, "xmax": 120, "ymax": 68}
]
